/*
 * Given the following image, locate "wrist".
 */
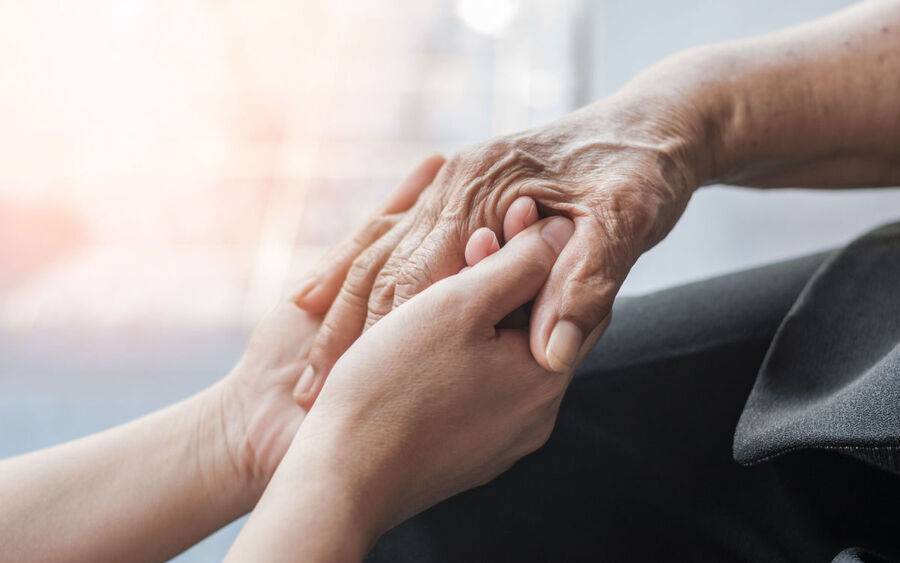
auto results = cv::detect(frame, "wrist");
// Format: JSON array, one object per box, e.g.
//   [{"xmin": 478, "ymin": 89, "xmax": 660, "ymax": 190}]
[
  {"xmin": 234, "ymin": 428, "xmax": 385, "ymax": 562},
  {"xmin": 281, "ymin": 471, "xmax": 378, "ymax": 561},
  {"xmin": 288, "ymin": 422, "xmax": 391, "ymax": 544},
  {"xmin": 609, "ymin": 44, "xmax": 742, "ymax": 188},
  {"xmin": 194, "ymin": 382, "xmax": 261, "ymax": 516}
]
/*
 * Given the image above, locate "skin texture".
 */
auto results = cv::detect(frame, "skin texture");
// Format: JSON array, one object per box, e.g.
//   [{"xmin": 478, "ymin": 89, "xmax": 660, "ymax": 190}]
[
  {"xmin": 227, "ymin": 216, "xmax": 575, "ymax": 562},
  {"xmin": 294, "ymin": 0, "xmax": 900, "ymax": 403}
]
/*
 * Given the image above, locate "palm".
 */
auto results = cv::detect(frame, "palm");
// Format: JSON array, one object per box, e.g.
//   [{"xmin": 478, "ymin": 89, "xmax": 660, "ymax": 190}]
[{"xmin": 223, "ymin": 301, "xmax": 321, "ymax": 484}]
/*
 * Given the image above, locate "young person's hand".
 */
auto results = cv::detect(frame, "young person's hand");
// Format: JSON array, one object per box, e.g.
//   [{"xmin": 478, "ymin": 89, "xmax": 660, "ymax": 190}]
[
  {"xmin": 215, "ymin": 155, "xmax": 447, "ymax": 497},
  {"xmin": 212, "ymin": 302, "xmax": 319, "ymax": 497},
  {"xmin": 229, "ymin": 216, "xmax": 576, "ymax": 561}
]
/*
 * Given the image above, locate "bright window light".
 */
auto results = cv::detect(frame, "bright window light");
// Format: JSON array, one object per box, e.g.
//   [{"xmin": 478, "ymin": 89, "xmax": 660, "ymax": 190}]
[{"xmin": 456, "ymin": 0, "xmax": 519, "ymax": 36}]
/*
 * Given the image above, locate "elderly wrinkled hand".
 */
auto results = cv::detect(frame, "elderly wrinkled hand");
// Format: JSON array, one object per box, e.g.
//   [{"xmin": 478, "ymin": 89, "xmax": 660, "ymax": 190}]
[{"xmin": 293, "ymin": 99, "xmax": 709, "ymax": 404}]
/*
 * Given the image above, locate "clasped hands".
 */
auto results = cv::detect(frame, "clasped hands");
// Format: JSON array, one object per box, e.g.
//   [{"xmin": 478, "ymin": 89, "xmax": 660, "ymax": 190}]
[
  {"xmin": 223, "ymin": 193, "xmax": 578, "ymax": 558},
  {"xmin": 224, "ymin": 106, "xmax": 702, "ymax": 557}
]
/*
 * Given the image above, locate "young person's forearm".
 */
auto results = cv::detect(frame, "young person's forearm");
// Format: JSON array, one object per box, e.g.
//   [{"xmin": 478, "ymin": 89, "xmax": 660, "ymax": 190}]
[
  {"xmin": 0, "ymin": 383, "xmax": 249, "ymax": 562},
  {"xmin": 607, "ymin": 0, "xmax": 900, "ymax": 189},
  {"xmin": 225, "ymin": 431, "xmax": 376, "ymax": 563}
]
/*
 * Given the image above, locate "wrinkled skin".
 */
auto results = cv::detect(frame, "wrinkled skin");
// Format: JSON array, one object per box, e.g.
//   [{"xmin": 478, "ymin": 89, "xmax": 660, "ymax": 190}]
[{"xmin": 295, "ymin": 99, "xmax": 705, "ymax": 406}]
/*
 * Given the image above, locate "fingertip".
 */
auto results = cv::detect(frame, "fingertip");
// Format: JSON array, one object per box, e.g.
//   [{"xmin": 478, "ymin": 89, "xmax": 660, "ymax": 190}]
[
  {"xmin": 545, "ymin": 319, "xmax": 583, "ymax": 373},
  {"xmin": 382, "ymin": 153, "xmax": 446, "ymax": 214},
  {"xmin": 465, "ymin": 227, "xmax": 500, "ymax": 266},
  {"xmin": 292, "ymin": 276, "xmax": 317, "ymax": 304},
  {"xmin": 503, "ymin": 196, "xmax": 539, "ymax": 242},
  {"xmin": 292, "ymin": 364, "xmax": 317, "ymax": 406},
  {"xmin": 528, "ymin": 300, "xmax": 555, "ymax": 370},
  {"xmin": 293, "ymin": 281, "xmax": 332, "ymax": 315},
  {"xmin": 416, "ymin": 153, "xmax": 447, "ymax": 182},
  {"xmin": 489, "ymin": 231, "xmax": 501, "ymax": 253},
  {"xmin": 424, "ymin": 152, "xmax": 446, "ymax": 168}
]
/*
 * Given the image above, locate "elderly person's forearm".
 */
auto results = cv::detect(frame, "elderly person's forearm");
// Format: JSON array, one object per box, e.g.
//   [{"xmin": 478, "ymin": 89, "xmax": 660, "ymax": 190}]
[{"xmin": 620, "ymin": 0, "xmax": 900, "ymax": 188}]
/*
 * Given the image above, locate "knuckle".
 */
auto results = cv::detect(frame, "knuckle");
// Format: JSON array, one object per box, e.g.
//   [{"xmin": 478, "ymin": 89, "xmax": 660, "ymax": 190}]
[
  {"xmin": 348, "ymin": 245, "xmax": 383, "ymax": 278},
  {"xmin": 334, "ymin": 279, "xmax": 370, "ymax": 312},
  {"xmin": 394, "ymin": 258, "xmax": 434, "ymax": 301},
  {"xmin": 444, "ymin": 138, "xmax": 551, "ymax": 231},
  {"xmin": 560, "ymin": 275, "xmax": 616, "ymax": 328},
  {"xmin": 365, "ymin": 276, "xmax": 395, "ymax": 328},
  {"xmin": 368, "ymin": 273, "xmax": 396, "ymax": 311},
  {"xmin": 568, "ymin": 269, "xmax": 618, "ymax": 302},
  {"xmin": 519, "ymin": 251, "xmax": 554, "ymax": 280},
  {"xmin": 569, "ymin": 219, "xmax": 632, "ymax": 286},
  {"xmin": 419, "ymin": 275, "xmax": 466, "ymax": 317},
  {"xmin": 369, "ymin": 255, "xmax": 399, "ymax": 295},
  {"xmin": 592, "ymin": 184, "xmax": 660, "ymax": 256},
  {"xmin": 343, "ymin": 249, "xmax": 384, "ymax": 300},
  {"xmin": 394, "ymin": 226, "xmax": 457, "ymax": 301},
  {"xmin": 439, "ymin": 279, "xmax": 468, "ymax": 310}
]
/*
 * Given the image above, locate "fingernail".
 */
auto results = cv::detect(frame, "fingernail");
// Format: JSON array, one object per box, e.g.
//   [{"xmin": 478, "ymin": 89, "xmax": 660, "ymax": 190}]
[
  {"xmin": 541, "ymin": 218, "xmax": 575, "ymax": 254},
  {"xmin": 545, "ymin": 319, "xmax": 582, "ymax": 372},
  {"xmin": 293, "ymin": 277, "xmax": 318, "ymax": 304},
  {"xmin": 526, "ymin": 199, "xmax": 538, "ymax": 222},
  {"xmin": 489, "ymin": 231, "xmax": 500, "ymax": 253},
  {"xmin": 294, "ymin": 365, "xmax": 316, "ymax": 398}
]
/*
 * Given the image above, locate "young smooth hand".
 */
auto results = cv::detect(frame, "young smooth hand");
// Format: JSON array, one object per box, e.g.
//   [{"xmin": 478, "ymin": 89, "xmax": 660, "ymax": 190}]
[{"xmin": 229, "ymin": 215, "xmax": 576, "ymax": 561}]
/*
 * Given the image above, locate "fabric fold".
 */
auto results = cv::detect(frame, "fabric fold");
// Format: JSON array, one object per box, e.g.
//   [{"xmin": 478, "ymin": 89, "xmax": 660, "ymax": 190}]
[{"xmin": 734, "ymin": 222, "xmax": 900, "ymax": 474}]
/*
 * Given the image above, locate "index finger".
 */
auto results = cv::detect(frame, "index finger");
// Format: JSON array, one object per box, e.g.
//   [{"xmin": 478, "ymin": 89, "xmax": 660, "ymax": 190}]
[{"xmin": 293, "ymin": 154, "xmax": 445, "ymax": 314}]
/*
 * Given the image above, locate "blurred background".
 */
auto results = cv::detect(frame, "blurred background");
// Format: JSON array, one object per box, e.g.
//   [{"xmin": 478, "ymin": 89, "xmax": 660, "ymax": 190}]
[{"xmin": 2, "ymin": 0, "xmax": 898, "ymax": 559}]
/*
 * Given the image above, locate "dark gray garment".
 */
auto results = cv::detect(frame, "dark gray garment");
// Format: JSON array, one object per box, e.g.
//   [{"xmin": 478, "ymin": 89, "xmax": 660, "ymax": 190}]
[
  {"xmin": 734, "ymin": 222, "xmax": 900, "ymax": 474},
  {"xmin": 833, "ymin": 547, "xmax": 895, "ymax": 563},
  {"xmin": 367, "ymin": 222, "xmax": 900, "ymax": 563}
]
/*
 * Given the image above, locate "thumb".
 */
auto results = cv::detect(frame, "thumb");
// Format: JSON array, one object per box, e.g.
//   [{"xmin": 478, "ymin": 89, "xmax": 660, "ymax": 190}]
[
  {"xmin": 455, "ymin": 217, "xmax": 574, "ymax": 327},
  {"xmin": 529, "ymin": 217, "xmax": 629, "ymax": 373}
]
